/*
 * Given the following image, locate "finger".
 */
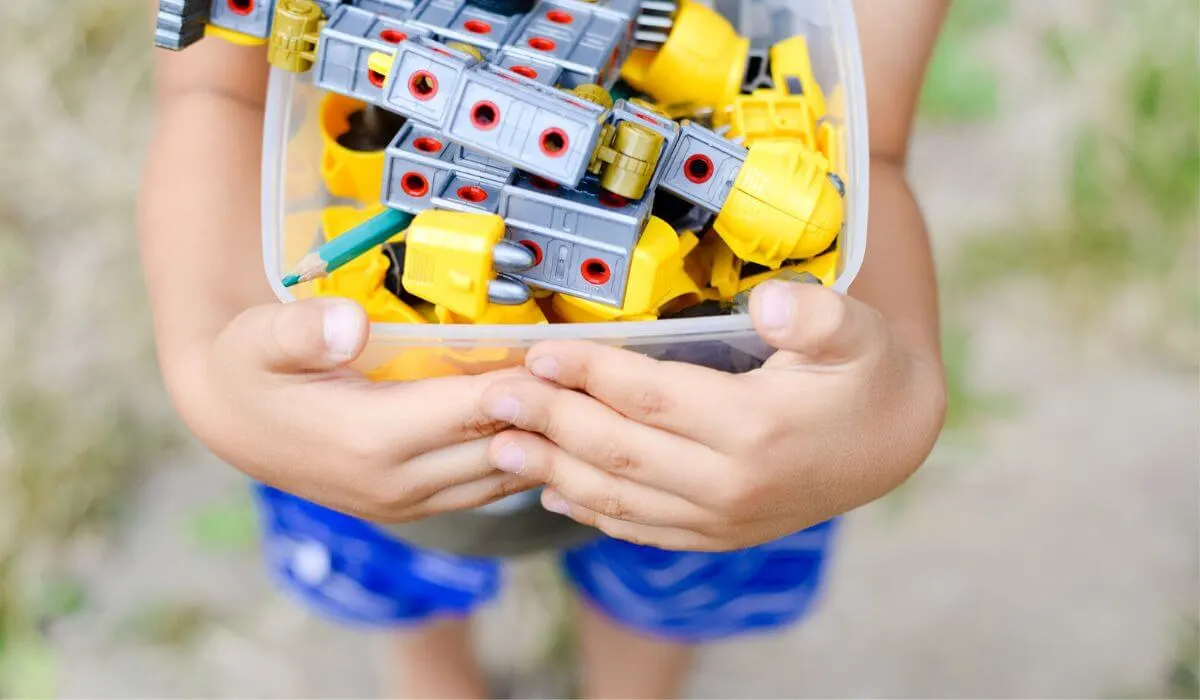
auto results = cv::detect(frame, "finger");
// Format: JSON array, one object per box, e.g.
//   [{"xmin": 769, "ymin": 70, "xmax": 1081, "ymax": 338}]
[
  {"xmin": 540, "ymin": 490, "xmax": 725, "ymax": 552},
  {"xmin": 218, "ymin": 297, "xmax": 369, "ymax": 374},
  {"xmin": 389, "ymin": 472, "xmax": 540, "ymax": 523},
  {"xmin": 749, "ymin": 281, "xmax": 886, "ymax": 365},
  {"xmin": 487, "ymin": 431, "xmax": 712, "ymax": 530},
  {"xmin": 521, "ymin": 340, "xmax": 748, "ymax": 444},
  {"xmin": 480, "ymin": 376, "xmax": 719, "ymax": 498},
  {"xmin": 385, "ymin": 438, "xmax": 510, "ymax": 504}
]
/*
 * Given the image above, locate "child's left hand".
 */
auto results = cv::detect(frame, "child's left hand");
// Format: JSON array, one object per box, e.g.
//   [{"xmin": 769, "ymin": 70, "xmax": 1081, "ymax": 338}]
[{"xmin": 480, "ymin": 280, "xmax": 947, "ymax": 552}]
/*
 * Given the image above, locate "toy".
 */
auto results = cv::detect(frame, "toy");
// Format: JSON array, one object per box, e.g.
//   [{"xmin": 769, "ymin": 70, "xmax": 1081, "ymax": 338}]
[{"xmin": 156, "ymin": 0, "xmax": 847, "ymax": 326}]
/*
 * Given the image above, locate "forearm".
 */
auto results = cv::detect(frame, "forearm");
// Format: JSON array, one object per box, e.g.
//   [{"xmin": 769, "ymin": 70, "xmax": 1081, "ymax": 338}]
[
  {"xmin": 137, "ymin": 59, "xmax": 272, "ymax": 380},
  {"xmin": 847, "ymin": 156, "xmax": 943, "ymax": 369}
]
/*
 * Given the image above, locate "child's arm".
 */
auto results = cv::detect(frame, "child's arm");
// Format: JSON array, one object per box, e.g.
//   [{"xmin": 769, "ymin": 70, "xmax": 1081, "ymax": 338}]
[
  {"xmin": 138, "ymin": 31, "xmax": 536, "ymax": 523},
  {"xmin": 472, "ymin": 0, "xmax": 951, "ymax": 550}
]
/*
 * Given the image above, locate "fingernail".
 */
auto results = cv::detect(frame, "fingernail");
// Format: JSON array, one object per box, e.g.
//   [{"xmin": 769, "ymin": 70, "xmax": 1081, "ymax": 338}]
[
  {"xmin": 758, "ymin": 282, "xmax": 793, "ymax": 331},
  {"xmin": 323, "ymin": 302, "xmax": 363, "ymax": 361},
  {"xmin": 542, "ymin": 490, "xmax": 571, "ymax": 517},
  {"xmin": 494, "ymin": 444, "xmax": 526, "ymax": 474},
  {"xmin": 486, "ymin": 396, "xmax": 521, "ymax": 423},
  {"xmin": 529, "ymin": 356, "xmax": 559, "ymax": 381}
]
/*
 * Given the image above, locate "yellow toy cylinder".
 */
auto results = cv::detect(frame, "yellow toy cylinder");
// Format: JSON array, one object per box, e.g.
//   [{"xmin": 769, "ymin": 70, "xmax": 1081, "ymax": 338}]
[
  {"xmin": 319, "ymin": 93, "xmax": 387, "ymax": 206},
  {"xmin": 714, "ymin": 140, "xmax": 844, "ymax": 266},
  {"xmin": 619, "ymin": 0, "xmax": 748, "ymax": 113}
]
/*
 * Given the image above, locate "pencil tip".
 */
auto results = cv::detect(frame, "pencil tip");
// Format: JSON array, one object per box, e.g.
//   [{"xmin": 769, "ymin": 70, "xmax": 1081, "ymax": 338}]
[{"xmin": 281, "ymin": 274, "xmax": 301, "ymax": 288}]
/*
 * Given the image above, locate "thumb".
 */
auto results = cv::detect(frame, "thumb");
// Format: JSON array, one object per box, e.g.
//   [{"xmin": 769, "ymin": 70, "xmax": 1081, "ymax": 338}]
[
  {"xmin": 749, "ymin": 280, "xmax": 884, "ymax": 364},
  {"xmin": 219, "ymin": 297, "xmax": 370, "ymax": 374}
]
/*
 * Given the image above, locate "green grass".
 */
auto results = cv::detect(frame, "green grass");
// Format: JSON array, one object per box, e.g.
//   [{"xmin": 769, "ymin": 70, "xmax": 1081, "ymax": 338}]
[
  {"xmin": 0, "ymin": 1, "xmax": 177, "ymax": 696},
  {"xmin": 188, "ymin": 492, "xmax": 259, "ymax": 554},
  {"xmin": 945, "ymin": 0, "xmax": 1200, "ymax": 368}
]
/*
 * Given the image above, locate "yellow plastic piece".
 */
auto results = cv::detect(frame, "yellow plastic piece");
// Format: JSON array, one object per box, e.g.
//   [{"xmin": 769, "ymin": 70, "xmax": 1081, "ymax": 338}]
[
  {"xmin": 738, "ymin": 248, "xmax": 841, "ymax": 292},
  {"xmin": 402, "ymin": 210, "xmax": 507, "ymax": 321},
  {"xmin": 551, "ymin": 217, "xmax": 702, "ymax": 322},
  {"xmin": 320, "ymin": 93, "xmax": 387, "ymax": 206},
  {"xmin": 267, "ymin": 0, "xmax": 324, "ymax": 72},
  {"xmin": 714, "ymin": 139, "xmax": 844, "ymax": 267},
  {"xmin": 770, "ymin": 35, "xmax": 827, "ymax": 120},
  {"xmin": 724, "ymin": 90, "xmax": 818, "ymax": 149},
  {"xmin": 570, "ymin": 84, "xmax": 615, "ymax": 110},
  {"xmin": 817, "ymin": 119, "xmax": 847, "ymax": 182},
  {"xmin": 683, "ymin": 232, "xmax": 741, "ymax": 301},
  {"xmin": 594, "ymin": 121, "xmax": 666, "ymax": 200},
  {"xmin": 367, "ymin": 50, "xmax": 393, "ymax": 79},
  {"xmin": 677, "ymin": 230, "xmax": 701, "ymax": 259},
  {"xmin": 204, "ymin": 24, "xmax": 267, "ymax": 47},
  {"xmin": 311, "ymin": 205, "xmax": 426, "ymax": 325},
  {"xmin": 434, "ymin": 299, "xmax": 548, "ymax": 325},
  {"xmin": 618, "ymin": 0, "xmax": 748, "ymax": 114}
]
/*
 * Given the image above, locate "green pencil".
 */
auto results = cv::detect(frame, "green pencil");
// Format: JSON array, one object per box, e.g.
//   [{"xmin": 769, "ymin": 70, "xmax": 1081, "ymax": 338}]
[{"xmin": 282, "ymin": 208, "xmax": 415, "ymax": 288}]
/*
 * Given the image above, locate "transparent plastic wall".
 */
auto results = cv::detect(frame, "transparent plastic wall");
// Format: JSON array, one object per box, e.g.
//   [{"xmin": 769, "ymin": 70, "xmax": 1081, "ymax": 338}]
[{"xmin": 260, "ymin": 0, "xmax": 869, "ymax": 378}]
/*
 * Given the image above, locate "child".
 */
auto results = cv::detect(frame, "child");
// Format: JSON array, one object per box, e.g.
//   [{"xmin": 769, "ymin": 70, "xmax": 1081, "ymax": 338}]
[{"xmin": 137, "ymin": 0, "xmax": 949, "ymax": 696}]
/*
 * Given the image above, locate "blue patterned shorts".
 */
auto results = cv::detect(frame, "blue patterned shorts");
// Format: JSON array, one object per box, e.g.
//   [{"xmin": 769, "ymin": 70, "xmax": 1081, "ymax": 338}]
[{"xmin": 252, "ymin": 484, "xmax": 838, "ymax": 643}]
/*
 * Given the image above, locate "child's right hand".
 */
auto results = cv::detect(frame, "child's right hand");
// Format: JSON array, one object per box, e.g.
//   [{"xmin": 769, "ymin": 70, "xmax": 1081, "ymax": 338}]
[{"xmin": 165, "ymin": 296, "xmax": 536, "ymax": 523}]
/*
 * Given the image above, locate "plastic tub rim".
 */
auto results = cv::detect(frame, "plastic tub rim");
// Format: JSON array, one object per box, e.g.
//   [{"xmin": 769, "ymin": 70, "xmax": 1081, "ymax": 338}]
[{"xmin": 260, "ymin": 0, "xmax": 870, "ymax": 346}]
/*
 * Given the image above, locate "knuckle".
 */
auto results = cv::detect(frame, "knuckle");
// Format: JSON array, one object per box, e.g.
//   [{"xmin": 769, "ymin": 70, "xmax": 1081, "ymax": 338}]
[
  {"xmin": 598, "ymin": 489, "xmax": 632, "ymax": 521},
  {"xmin": 594, "ymin": 442, "xmax": 637, "ymax": 474},
  {"xmin": 492, "ymin": 477, "xmax": 528, "ymax": 503},
  {"xmin": 461, "ymin": 412, "xmax": 505, "ymax": 440},
  {"xmin": 625, "ymin": 386, "xmax": 671, "ymax": 421}
]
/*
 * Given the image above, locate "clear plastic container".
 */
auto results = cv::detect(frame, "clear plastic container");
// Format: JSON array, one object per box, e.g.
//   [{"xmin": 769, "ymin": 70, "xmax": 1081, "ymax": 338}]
[{"xmin": 260, "ymin": 0, "xmax": 869, "ymax": 379}]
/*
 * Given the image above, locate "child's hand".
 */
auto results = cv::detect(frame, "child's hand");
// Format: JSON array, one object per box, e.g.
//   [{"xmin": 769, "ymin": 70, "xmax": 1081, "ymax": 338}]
[
  {"xmin": 479, "ymin": 281, "xmax": 946, "ymax": 551},
  {"xmin": 168, "ymin": 297, "xmax": 536, "ymax": 524}
]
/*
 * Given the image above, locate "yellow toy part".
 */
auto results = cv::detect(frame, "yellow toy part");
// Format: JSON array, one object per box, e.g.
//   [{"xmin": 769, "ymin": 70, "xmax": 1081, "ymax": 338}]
[
  {"xmin": 434, "ymin": 299, "xmax": 548, "ymax": 325},
  {"xmin": 817, "ymin": 119, "xmax": 847, "ymax": 183},
  {"xmin": 682, "ymin": 231, "xmax": 741, "ymax": 301},
  {"xmin": 266, "ymin": 0, "xmax": 324, "ymax": 72},
  {"xmin": 714, "ymin": 138, "xmax": 844, "ymax": 267},
  {"xmin": 618, "ymin": 0, "xmax": 748, "ymax": 116},
  {"xmin": 320, "ymin": 93, "xmax": 387, "ymax": 207},
  {"xmin": 401, "ymin": 210, "xmax": 507, "ymax": 321},
  {"xmin": 311, "ymin": 205, "xmax": 426, "ymax": 325},
  {"xmin": 204, "ymin": 23, "xmax": 267, "ymax": 47},
  {"xmin": 551, "ymin": 216, "xmax": 702, "ymax": 322},
  {"xmin": 737, "ymin": 248, "xmax": 842, "ymax": 292},
  {"xmin": 723, "ymin": 90, "xmax": 819, "ymax": 150},
  {"xmin": 769, "ymin": 35, "xmax": 827, "ymax": 120}
]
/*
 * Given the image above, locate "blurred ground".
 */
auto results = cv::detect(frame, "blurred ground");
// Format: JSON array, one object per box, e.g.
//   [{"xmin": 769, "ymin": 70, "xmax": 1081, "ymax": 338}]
[{"xmin": 0, "ymin": 0, "xmax": 1197, "ymax": 698}]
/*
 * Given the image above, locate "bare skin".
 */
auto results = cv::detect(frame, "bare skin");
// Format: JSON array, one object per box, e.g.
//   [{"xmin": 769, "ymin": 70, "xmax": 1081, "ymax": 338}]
[{"xmin": 138, "ymin": 1, "xmax": 948, "ymax": 696}]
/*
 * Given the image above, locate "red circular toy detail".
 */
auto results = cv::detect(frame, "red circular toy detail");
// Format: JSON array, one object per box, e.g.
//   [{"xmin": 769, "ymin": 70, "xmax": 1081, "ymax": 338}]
[
  {"xmin": 401, "ymin": 172, "xmax": 430, "ymax": 198},
  {"xmin": 471, "ymin": 101, "xmax": 501, "ymax": 130},
  {"xmin": 581, "ymin": 259, "xmax": 611, "ymax": 286},
  {"xmin": 368, "ymin": 69, "xmax": 387, "ymax": 88},
  {"xmin": 546, "ymin": 10, "xmax": 573, "ymax": 24},
  {"xmin": 528, "ymin": 37, "xmax": 557, "ymax": 52},
  {"xmin": 464, "ymin": 19, "xmax": 492, "ymax": 34},
  {"xmin": 408, "ymin": 71, "xmax": 438, "ymax": 100},
  {"xmin": 539, "ymin": 128, "xmax": 568, "ymax": 157},
  {"xmin": 380, "ymin": 29, "xmax": 408, "ymax": 43},
  {"xmin": 519, "ymin": 240, "xmax": 544, "ymax": 266},
  {"xmin": 457, "ymin": 186, "xmax": 488, "ymax": 203},
  {"xmin": 511, "ymin": 65, "xmax": 539, "ymax": 79},
  {"xmin": 684, "ymin": 154, "xmax": 715, "ymax": 184},
  {"xmin": 228, "ymin": 0, "xmax": 254, "ymax": 16},
  {"xmin": 412, "ymin": 137, "xmax": 443, "ymax": 153}
]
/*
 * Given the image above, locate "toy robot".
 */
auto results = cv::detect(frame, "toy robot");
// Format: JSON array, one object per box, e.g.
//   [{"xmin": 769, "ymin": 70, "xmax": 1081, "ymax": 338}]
[{"xmin": 155, "ymin": 0, "xmax": 847, "ymax": 327}]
